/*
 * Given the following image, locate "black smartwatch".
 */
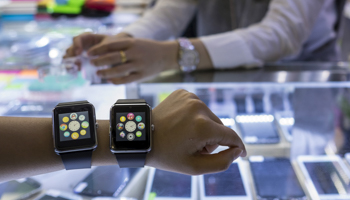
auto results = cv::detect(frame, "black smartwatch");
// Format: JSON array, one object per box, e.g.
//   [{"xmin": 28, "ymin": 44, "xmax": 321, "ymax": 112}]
[
  {"xmin": 109, "ymin": 99, "xmax": 153, "ymax": 168},
  {"xmin": 52, "ymin": 101, "xmax": 98, "ymax": 170}
]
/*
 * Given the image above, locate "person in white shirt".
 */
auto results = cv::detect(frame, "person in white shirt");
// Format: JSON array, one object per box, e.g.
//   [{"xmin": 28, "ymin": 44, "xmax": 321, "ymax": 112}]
[{"xmin": 64, "ymin": 0, "xmax": 342, "ymax": 84}]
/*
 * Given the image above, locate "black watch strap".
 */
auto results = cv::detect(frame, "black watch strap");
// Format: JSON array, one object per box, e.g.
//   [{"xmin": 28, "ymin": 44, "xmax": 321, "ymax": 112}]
[
  {"xmin": 60, "ymin": 150, "xmax": 93, "ymax": 170},
  {"xmin": 115, "ymin": 99, "xmax": 147, "ymax": 168},
  {"xmin": 115, "ymin": 153, "xmax": 147, "ymax": 168},
  {"xmin": 56, "ymin": 100, "xmax": 94, "ymax": 170},
  {"xmin": 116, "ymin": 99, "xmax": 146, "ymax": 104},
  {"xmin": 57, "ymin": 100, "xmax": 89, "ymax": 107}
]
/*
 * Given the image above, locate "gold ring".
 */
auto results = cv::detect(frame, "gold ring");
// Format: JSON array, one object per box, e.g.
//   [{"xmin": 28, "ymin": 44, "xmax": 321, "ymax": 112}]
[{"xmin": 120, "ymin": 51, "xmax": 127, "ymax": 64}]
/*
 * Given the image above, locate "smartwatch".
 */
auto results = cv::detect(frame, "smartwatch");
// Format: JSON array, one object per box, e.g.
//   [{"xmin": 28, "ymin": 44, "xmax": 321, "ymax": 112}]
[
  {"xmin": 52, "ymin": 101, "xmax": 98, "ymax": 170},
  {"xmin": 109, "ymin": 99, "xmax": 153, "ymax": 168}
]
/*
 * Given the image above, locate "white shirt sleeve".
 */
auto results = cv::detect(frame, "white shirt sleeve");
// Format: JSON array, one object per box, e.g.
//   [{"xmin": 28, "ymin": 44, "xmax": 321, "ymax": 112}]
[
  {"xmin": 200, "ymin": 0, "xmax": 326, "ymax": 69},
  {"xmin": 122, "ymin": 0, "xmax": 197, "ymax": 40}
]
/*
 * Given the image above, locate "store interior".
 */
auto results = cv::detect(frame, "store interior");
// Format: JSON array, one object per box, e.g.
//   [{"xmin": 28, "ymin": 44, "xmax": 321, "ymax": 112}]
[{"xmin": 1, "ymin": 0, "xmax": 350, "ymax": 200}]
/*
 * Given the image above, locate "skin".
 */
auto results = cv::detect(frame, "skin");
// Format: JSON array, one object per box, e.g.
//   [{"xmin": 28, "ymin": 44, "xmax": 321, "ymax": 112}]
[
  {"xmin": 64, "ymin": 32, "xmax": 213, "ymax": 84},
  {"xmin": 0, "ymin": 90, "xmax": 246, "ymax": 182}
]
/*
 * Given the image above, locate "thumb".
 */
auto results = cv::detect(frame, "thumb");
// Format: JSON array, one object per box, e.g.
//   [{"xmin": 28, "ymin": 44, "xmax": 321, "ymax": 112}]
[{"xmin": 191, "ymin": 147, "xmax": 243, "ymax": 175}]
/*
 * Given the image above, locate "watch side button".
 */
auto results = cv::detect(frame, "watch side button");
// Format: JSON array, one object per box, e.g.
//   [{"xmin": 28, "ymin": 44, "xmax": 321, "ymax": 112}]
[
  {"xmin": 96, "ymin": 123, "xmax": 99, "ymax": 129},
  {"xmin": 151, "ymin": 124, "xmax": 154, "ymax": 131}
]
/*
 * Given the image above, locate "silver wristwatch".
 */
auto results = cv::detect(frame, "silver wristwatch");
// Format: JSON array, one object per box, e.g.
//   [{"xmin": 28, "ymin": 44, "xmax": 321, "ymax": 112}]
[{"xmin": 178, "ymin": 38, "xmax": 199, "ymax": 73}]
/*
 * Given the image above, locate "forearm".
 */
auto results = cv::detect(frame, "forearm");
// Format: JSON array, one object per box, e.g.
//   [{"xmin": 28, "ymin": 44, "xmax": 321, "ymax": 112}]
[{"xmin": 0, "ymin": 117, "xmax": 115, "ymax": 182}]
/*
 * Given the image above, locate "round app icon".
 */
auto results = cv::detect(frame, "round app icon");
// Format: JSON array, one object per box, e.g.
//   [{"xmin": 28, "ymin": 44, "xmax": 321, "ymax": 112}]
[
  {"xmin": 62, "ymin": 117, "xmax": 69, "ymax": 123},
  {"xmin": 71, "ymin": 132, "xmax": 79, "ymax": 139},
  {"xmin": 81, "ymin": 121, "xmax": 89, "ymax": 129},
  {"xmin": 127, "ymin": 113, "xmax": 135, "ymax": 120},
  {"xmin": 120, "ymin": 116, "xmax": 126, "ymax": 122},
  {"xmin": 117, "ymin": 123, "xmax": 124, "ymax": 130},
  {"xmin": 120, "ymin": 131, "xmax": 126, "ymax": 138},
  {"xmin": 60, "ymin": 124, "xmax": 67, "ymax": 131},
  {"xmin": 68, "ymin": 121, "xmax": 80, "ymax": 132},
  {"xmin": 79, "ymin": 115, "xmax": 85, "ymax": 121},
  {"xmin": 64, "ymin": 131, "xmax": 70, "ymax": 137},
  {"xmin": 80, "ymin": 130, "xmax": 87, "ymax": 135},
  {"xmin": 136, "ymin": 131, "xmax": 142, "ymax": 137},
  {"xmin": 138, "ymin": 122, "xmax": 145, "ymax": 130},
  {"xmin": 127, "ymin": 133, "xmax": 135, "ymax": 141},
  {"xmin": 70, "ymin": 113, "xmax": 78, "ymax": 120},
  {"xmin": 135, "ymin": 115, "xmax": 142, "ymax": 122},
  {"xmin": 125, "ymin": 121, "xmax": 137, "ymax": 132}
]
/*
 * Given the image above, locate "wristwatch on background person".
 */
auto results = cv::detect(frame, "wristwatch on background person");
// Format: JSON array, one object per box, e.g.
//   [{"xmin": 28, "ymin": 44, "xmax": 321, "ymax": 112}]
[
  {"xmin": 109, "ymin": 99, "xmax": 153, "ymax": 168},
  {"xmin": 52, "ymin": 101, "xmax": 98, "ymax": 170},
  {"xmin": 178, "ymin": 38, "xmax": 200, "ymax": 73}
]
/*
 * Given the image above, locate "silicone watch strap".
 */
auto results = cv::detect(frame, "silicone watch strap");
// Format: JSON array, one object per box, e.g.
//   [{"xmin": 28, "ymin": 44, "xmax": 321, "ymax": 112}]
[
  {"xmin": 116, "ymin": 99, "xmax": 146, "ymax": 104},
  {"xmin": 115, "ymin": 153, "xmax": 147, "ymax": 168},
  {"xmin": 115, "ymin": 99, "xmax": 147, "ymax": 168},
  {"xmin": 57, "ymin": 100, "xmax": 89, "ymax": 107},
  {"xmin": 60, "ymin": 150, "xmax": 93, "ymax": 170},
  {"xmin": 56, "ymin": 100, "xmax": 93, "ymax": 170}
]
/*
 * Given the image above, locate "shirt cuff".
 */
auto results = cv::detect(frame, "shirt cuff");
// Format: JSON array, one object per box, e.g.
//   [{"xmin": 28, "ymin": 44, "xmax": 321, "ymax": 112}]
[{"xmin": 200, "ymin": 32, "xmax": 263, "ymax": 69}]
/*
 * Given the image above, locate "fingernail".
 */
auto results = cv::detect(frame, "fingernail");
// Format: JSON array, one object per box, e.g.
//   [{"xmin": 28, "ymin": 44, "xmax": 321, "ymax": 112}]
[{"xmin": 236, "ymin": 149, "xmax": 244, "ymax": 157}]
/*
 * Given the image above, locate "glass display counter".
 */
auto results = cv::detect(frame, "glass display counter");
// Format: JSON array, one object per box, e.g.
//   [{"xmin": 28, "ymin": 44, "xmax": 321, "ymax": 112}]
[{"xmin": 1, "ymin": 63, "xmax": 350, "ymax": 200}]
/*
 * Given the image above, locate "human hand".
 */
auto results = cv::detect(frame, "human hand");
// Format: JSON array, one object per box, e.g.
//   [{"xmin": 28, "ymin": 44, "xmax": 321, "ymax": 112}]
[
  {"xmin": 146, "ymin": 89, "xmax": 247, "ymax": 175},
  {"xmin": 87, "ymin": 37, "xmax": 179, "ymax": 84},
  {"xmin": 63, "ymin": 32, "xmax": 132, "ymax": 58}
]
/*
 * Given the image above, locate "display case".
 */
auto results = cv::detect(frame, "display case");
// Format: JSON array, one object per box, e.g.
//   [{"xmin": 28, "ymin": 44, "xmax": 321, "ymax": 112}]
[
  {"xmin": 2, "ymin": 63, "xmax": 350, "ymax": 199},
  {"xmin": 133, "ymin": 63, "xmax": 350, "ymax": 200}
]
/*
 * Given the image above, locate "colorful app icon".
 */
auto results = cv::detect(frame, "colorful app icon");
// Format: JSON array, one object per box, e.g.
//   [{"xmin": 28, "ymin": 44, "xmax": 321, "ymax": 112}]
[
  {"xmin": 138, "ymin": 122, "xmax": 145, "ymax": 130},
  {"xmin": 81, "ymin": 121, "xmax": 89, "ymax": 128},
  {"xmin": 120, "ymin": 131, "xmax": 126, "ymax": 138},
  {"xmin": 136, "ymin": 131, "xmax": 142, "ymax": 137},
  {"xmin": 71, "ymin": 132, "xmax": 79, "ymax": 139},
  {"xmin": 117, "ymin": 123, "xmax": 124, "ymax": 130},
  {"xmin": 64, "ymin": 131, "xmax": 70, "ymax": 137},
  {"xmin": 135, "ymin": 115, "xmax": 142, "ymax": 122},
  {"xmin": 70, "ymin": 113, "xmax": 78, "ymax": 120},
  {"xmin": 62, "ymin": 117, "xmax": 69, "ymax": 123},
  {"xmin": 127, "ymin": 113, "xmax": 135, "ymax": 120},
  {"xmin": 60, "ymin": 124, "xmax": 67, "ymax": 131},
  {"xmin": 79, "ymin": 115, "xmax": 85, "ymax": 121},
  {"xmin": 120, "ymin": 116, "xmax": 126, "ymax": 122},
  {"xmin": 80, "ymin": 130, "xmax": 87, "ymax": 135},
  {"xmin": 127, "ymin": 133, "xmax": 135, "ymax": 141}
]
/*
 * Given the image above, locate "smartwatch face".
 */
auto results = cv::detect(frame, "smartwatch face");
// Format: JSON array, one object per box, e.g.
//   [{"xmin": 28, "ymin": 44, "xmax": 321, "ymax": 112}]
[
  {"xmin": 116, "ymin": 112, "xmax": 146, "ymax": 142},
  {"xmin": 59, "ymin": 111, "xmax": 91, "ymax": 142},
  {"xmin": 54, "ymin": 104, "xmax": 96, "ymax": 152},
  {"xmin": 110, "ymin": 104, "xmax": 151, "ymax": 151}
]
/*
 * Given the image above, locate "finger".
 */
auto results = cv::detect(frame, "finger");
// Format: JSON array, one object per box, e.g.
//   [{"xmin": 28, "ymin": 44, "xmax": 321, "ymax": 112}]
[
  {"xmin": 88, "ymin": 39, "xmax": 132, "ymax": 56},
  {"xmin": 97, "ymin": 63, "xmax": 136, "ymax": 79},
  {"xmin": 63, "ymin": 46, "xmax": 75, "ymax": 58},
  {"xmin": 204, "ymin": 121, "xmax": 247, "ymax": 157},
  {"xmin": 192, "ymin": 148, "xmax": 243, "ymax": 174},
  {"xmin": 90, "ymin": 52, "xmax": 123, "ymax": 67},
  {"xmin": 200, "ymin": 144, "xmax": 219, "ymax": 154},
  {"xmin": 73, "ymin": 33, "xmax": 105, "ymax": 55},
  {"xmin": 107, "ymin": 73, "xmax": 143, "ymax": 85}
]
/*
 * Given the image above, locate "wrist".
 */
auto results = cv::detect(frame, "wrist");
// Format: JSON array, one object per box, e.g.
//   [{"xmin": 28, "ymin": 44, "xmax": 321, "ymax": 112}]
[
  {"xmin": 162, "ymin": 41, "xmax": 180, "ymax": 71},
  {"xmin": 116, "ymin": 32, "xmax": 133, "ymax": 38}
]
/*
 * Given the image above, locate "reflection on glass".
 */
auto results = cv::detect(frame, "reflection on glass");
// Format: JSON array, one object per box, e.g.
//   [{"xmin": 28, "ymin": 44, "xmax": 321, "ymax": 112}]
[{"xmin": 304, "ymin": 162, "xmax": 350, "ymax": 194}]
